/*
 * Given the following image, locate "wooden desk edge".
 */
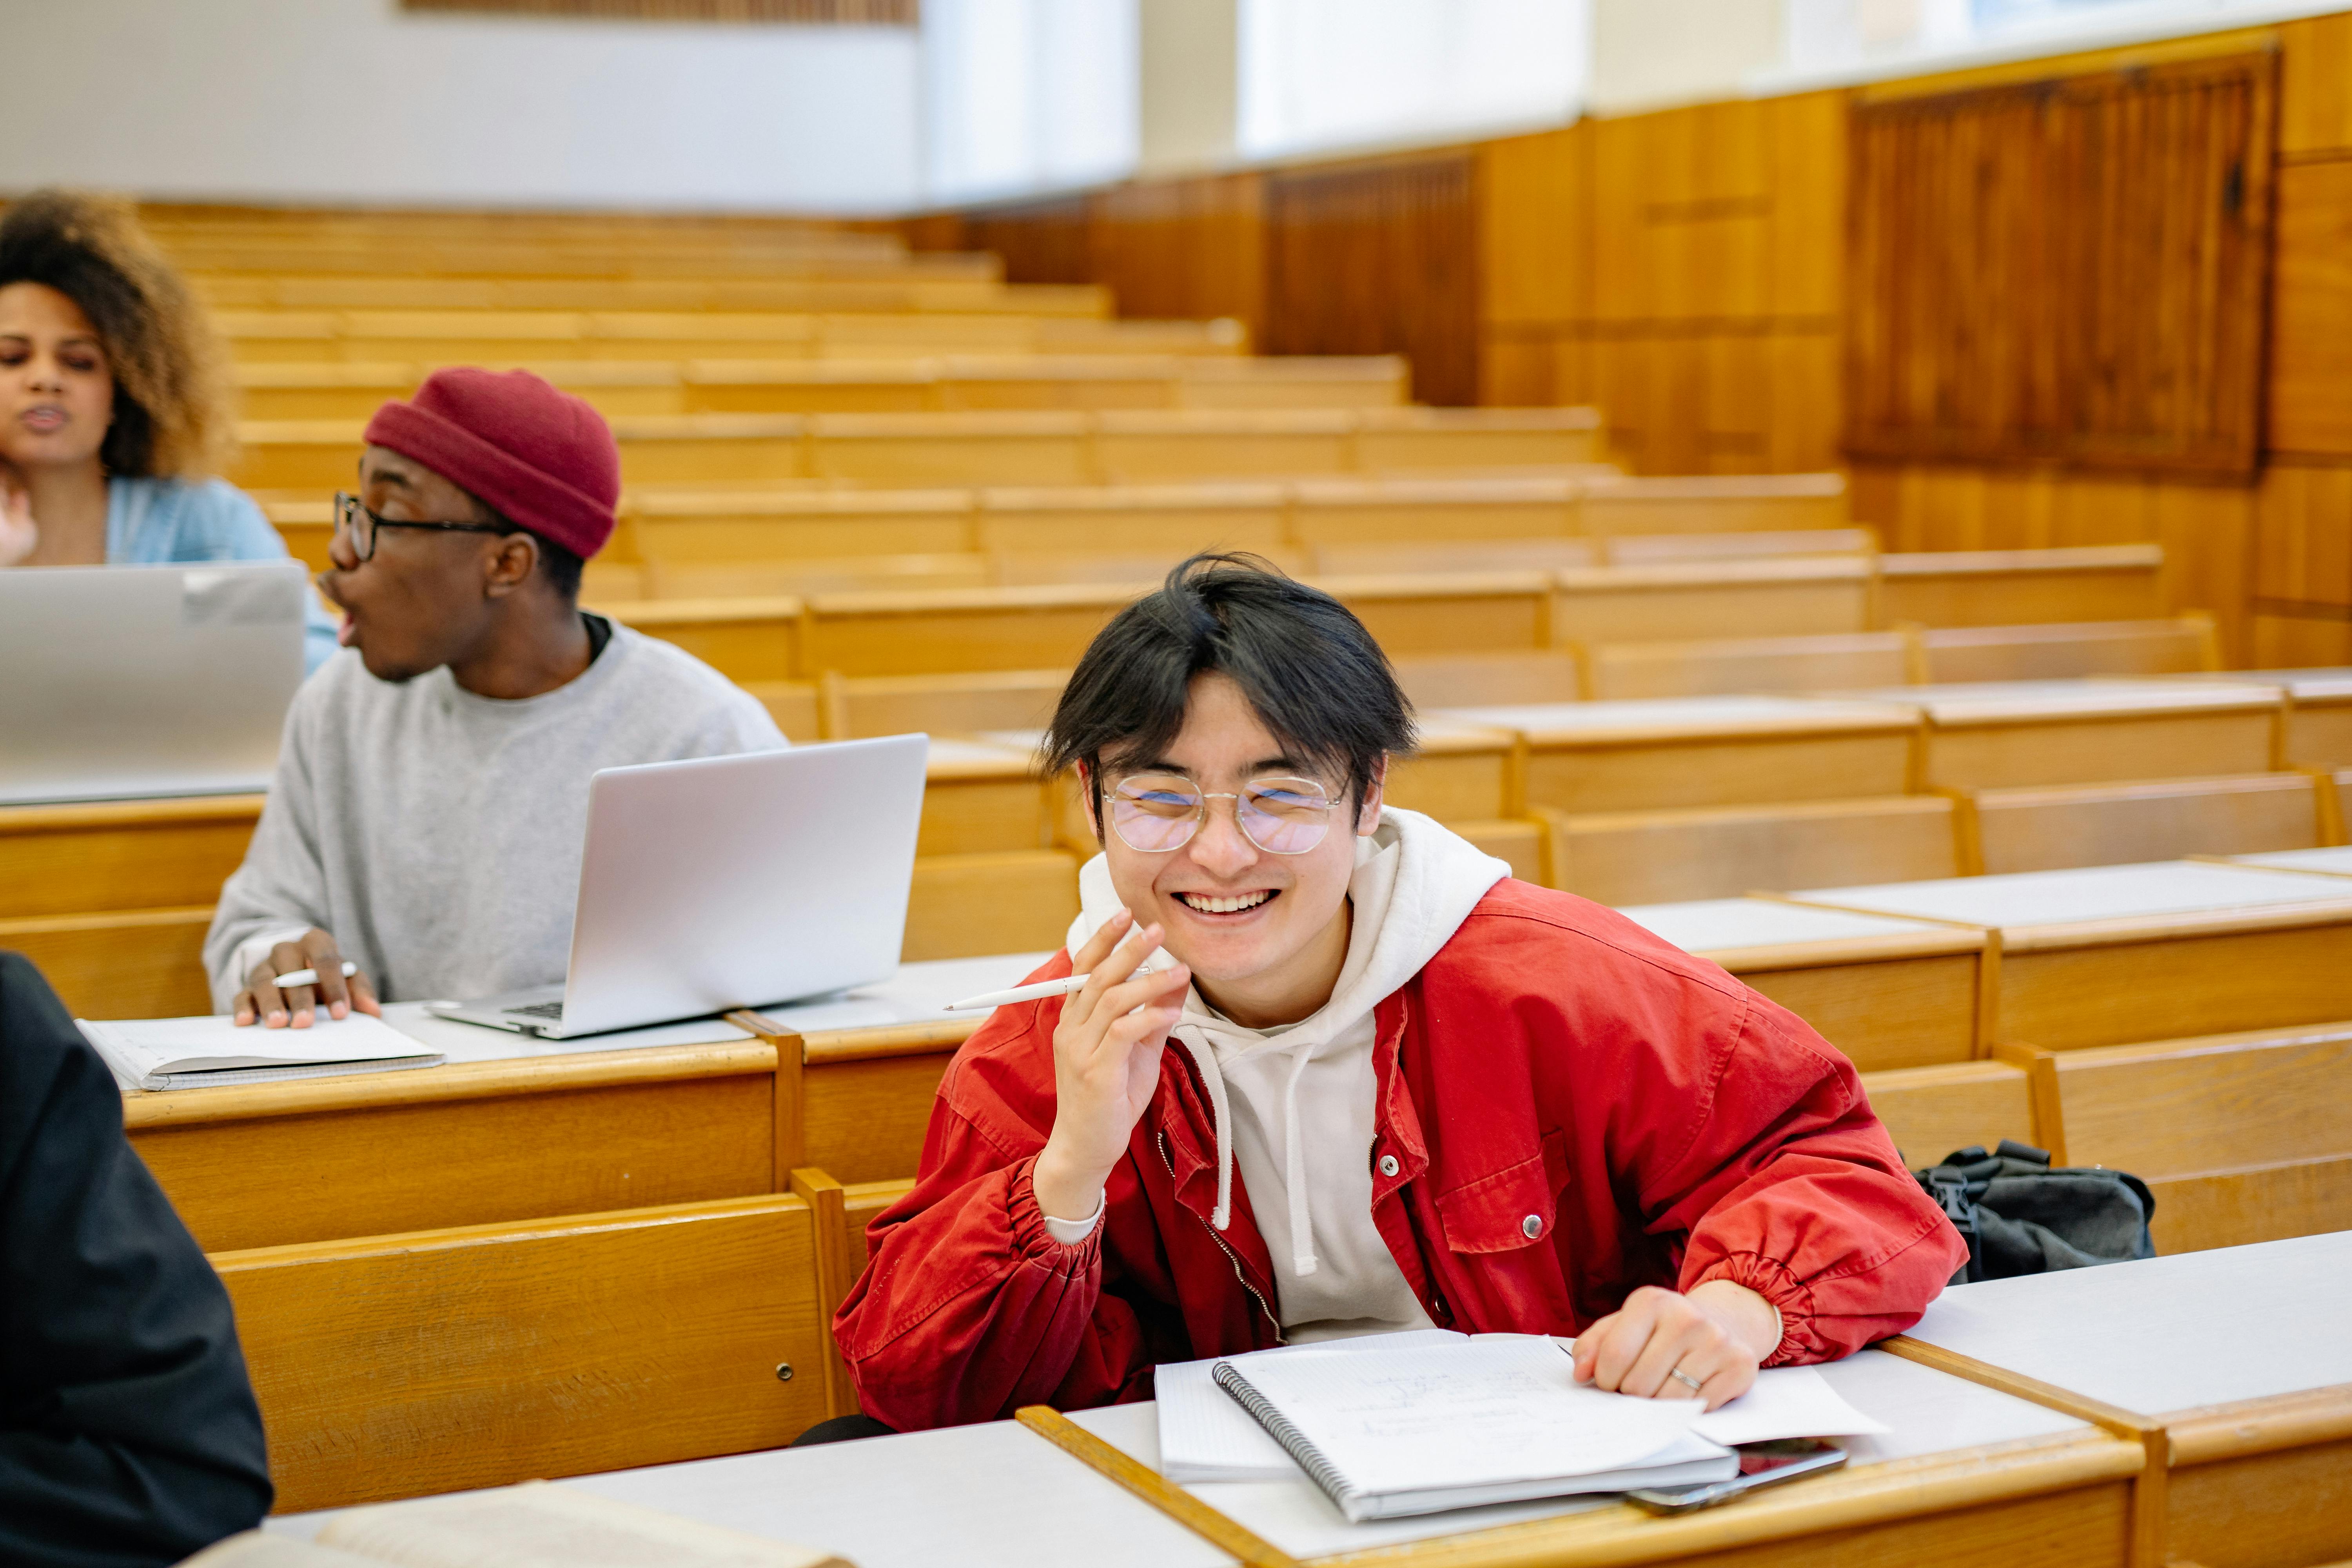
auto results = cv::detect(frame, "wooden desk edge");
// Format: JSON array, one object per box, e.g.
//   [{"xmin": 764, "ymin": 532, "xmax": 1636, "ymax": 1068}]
[
  {"xmin": 2163, "ymin": 1381, "xmax": 2352, "ymax": 1466},
  {"xmin": 121, "ymin": 1039, "xmax": 779, "ymax": 1129},
  {"xmin": 1316, "ymin": 1429, "xmax": 2138, "ymax": 1568},
  {"xmin": 1015, "ymin": 1406, "xmax": 1303, "ymax": 1568}
]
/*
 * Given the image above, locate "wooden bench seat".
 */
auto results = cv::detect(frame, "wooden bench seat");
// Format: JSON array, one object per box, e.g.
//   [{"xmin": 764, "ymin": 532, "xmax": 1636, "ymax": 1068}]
[
  {"xmin": 1835, "ymin": 679, "xmax": 2284, "ymax": 789},
  {"xmin": 1549, "ymin": 557, "xmax": 1875, "ymax": 645},
  {"xmin": 1786, "ymin": 860, "xmax": 2352, "ymax": 1050},
  {"xmin": 1858, "ymin": 1060, "xmax": 2036, "ymax": 1169},
  {"xmin": 1576, "ymin": 472, "xmax": 1847, "ymax": 535},
  {"xmin": 1965, "ymin": 774, "xmax": 2332, "ymax": 875},
  {"xmin": 1544, "ymin": 795, "xmax": 1960, "ymax": 907},
  {"xmin": 1391, "ymin": 650, "xmax": 1585, "ymax": 708},
  {"xmin": 1879, "ymin": 545, "xmax": 2167, "ymax": 626},
  {"xmin": 1586, "ymin": 630, "xmax": 1916, "ymax": 700},
  {"xmin": 1437, "ymin": 696, "xmax": 1922, "ymax": 814},
  {"xmin": 216, "ymin": 1195, "xmax": 831, "ymax": 1512},
  {"xmin": 973, "ymin": 481, "xmax": 1289, "ymax": 555},
  {"xmin": 1998, "ymin": 1022, "xmax": 2352, "ymax": 1253},
  {"xmin": 1615, "ymin": 896, "xmax": 1991, "ymax": 1069},
  {"xmin": 1918, "ymin": 615, "xmax": 2219, "ymax": 684},
  {"xmin": 2174, "ymin": 666, "xmax": 2352, "ymax": 768}
]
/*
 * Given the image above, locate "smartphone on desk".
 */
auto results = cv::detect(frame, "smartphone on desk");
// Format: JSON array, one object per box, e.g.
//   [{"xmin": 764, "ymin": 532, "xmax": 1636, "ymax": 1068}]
[{"xmin": 1625, "ymin": 1439, "xmax": 1847, "ymax": 1516}]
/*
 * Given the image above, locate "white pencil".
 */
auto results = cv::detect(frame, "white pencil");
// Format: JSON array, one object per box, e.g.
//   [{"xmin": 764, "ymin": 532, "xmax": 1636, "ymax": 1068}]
[{"xmin": 270, "ymin": 961, "xmax": 358, "ymax": 989}]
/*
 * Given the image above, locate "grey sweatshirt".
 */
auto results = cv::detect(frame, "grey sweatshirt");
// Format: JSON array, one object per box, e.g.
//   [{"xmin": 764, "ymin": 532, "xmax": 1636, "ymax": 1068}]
[{"xmin": 203, "ymin": 627, "xmax": 788, "ymax": 1010}]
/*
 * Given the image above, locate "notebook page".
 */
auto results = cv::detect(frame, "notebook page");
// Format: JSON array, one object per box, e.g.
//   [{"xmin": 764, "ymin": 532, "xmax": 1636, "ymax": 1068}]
[
  {"xmin": 78, "ymin": 1012, "xmax": 434, "ymax": 1075},
  {"xmin": 174, "ymin": 1532, "xmax": 385, "ymax": 1568},
  {"xmin": 1223, "ymin": 1336, "xmax": 1700, "ymax": 1497},
  {"xmin": 1158, "ymin": 1328, "xmax": 1468, "ymax": 1480},
  {"xmin": 1691, "ymin": 1363, "xmax": 1891, "ymax": 1445}
]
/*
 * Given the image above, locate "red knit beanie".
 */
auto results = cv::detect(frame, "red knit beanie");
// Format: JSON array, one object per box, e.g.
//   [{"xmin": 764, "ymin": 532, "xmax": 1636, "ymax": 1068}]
[{"xmin": 362, "ymin": 367, "xmax": 620, "ymax": 560}]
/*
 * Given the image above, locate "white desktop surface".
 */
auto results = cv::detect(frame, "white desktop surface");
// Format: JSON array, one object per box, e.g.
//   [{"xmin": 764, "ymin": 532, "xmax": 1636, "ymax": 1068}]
[
  {"xmin": 1833, "ymin": 679, "xmax": 2277, "ymax": 721},
  {"xmin": 1907, "ymin": 1232, "xmax": 2352, "ymax": 1416},
  {"xmin": 377, "ymin": 953, "xmax": 1051, "ymax": 1066},
  {"xmin": 272, "ymin": 1418, "xmax": 1237, "ymax": 1568},
  {"xmin": 2185, "ymin": 666, "xmax": 2352, "ymax": 701},
  {"xmin": 1615, "ymin": 897, "xmax": 1953, "ymax": 955},
  {"xmin": 267, "ymin": 1350, "xmax": 2086, "ymax": 1567},
  {"xmin": 2230, "ymin": 845, "xmax": 2352, "ymax": 878},
  {"xmin": 1791, "ymin": 860, "xmax": 2352, "ymax": 930}
]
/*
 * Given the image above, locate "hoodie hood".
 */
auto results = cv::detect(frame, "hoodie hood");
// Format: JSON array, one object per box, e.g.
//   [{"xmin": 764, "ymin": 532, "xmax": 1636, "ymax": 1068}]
[{"xmin": 1065, "ymin": 807, "xmax": 1511, "ymax": 1277}]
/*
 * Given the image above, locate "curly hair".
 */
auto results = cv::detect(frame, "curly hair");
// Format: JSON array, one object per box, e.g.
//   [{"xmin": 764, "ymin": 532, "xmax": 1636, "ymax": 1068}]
[{"xmin": 0, "ymin": 191, "xmax": 234, "ymax": 479}]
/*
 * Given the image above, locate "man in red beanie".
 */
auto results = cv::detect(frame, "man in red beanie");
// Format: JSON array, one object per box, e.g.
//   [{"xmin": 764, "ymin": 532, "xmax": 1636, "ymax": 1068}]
[{"xmin": 203, "ymin": 368, "xmax": 787, "ymax": 1027}]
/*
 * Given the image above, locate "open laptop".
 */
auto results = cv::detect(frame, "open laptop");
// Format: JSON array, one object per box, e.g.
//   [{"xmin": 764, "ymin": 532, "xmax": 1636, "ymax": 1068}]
[
  {"xmin": 430, "ymin": 734, "xmax": 929, "ymax": 1038},
  {"xmin": 0, "ymin": 561, "xmax": 308, "ymax": 805}
]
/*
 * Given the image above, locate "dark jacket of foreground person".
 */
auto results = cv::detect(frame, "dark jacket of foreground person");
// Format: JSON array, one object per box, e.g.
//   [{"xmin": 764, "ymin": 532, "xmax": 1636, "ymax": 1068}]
[{"xmin": 0, "ymin": 951, "xmax": 272, "ymax": 1566}]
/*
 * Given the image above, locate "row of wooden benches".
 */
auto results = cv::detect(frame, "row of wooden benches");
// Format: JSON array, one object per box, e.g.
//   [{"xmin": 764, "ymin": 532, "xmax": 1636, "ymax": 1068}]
[
  {"xmin": 263, "ymin": 472, "xmax": 1851, "ymax": 571},
  {"xmin": 573, "ymin": 558, "xmax": 2169, "ymax": 683},
  {"xmin": 174, "ymin": 991, "xmax": 2352, "ymax": 1513},
  {"xmin": 230, "ymin": 406, "xmax": 1603, "ymax": 491},
  {"xmin": 194, "ymin": 266, "xmax": 1110, "ymax": 318},
  {"xmin": 234, "ymin": 352, "xmax": 1406, "ymax": 420},
  {"xmin": 215, "ymin": 307, "xmax": 1243, "ymax": 364},
  {"xmin": 16, "ymin": 664, "xmax": 2348, "ymax": 1019}
]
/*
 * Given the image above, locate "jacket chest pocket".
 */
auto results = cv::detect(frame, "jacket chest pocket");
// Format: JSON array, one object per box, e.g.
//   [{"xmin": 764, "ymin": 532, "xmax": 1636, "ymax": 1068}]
[{"xmin": 1434, "ymin": 1150, "xmax": 1560, "ymax": 1256}]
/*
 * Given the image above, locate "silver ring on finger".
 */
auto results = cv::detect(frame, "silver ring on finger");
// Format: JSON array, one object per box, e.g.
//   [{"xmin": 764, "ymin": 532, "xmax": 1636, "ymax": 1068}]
[{"xmin": 1668, "ymin": 1367, "xmax": 1704, "ymax": 1394}]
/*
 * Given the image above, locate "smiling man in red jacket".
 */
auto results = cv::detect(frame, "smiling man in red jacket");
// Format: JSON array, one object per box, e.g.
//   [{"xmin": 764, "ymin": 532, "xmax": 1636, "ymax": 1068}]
[{"xmin": 833, "ymin": 555, "xmax": 1965, "ymax": 1434}]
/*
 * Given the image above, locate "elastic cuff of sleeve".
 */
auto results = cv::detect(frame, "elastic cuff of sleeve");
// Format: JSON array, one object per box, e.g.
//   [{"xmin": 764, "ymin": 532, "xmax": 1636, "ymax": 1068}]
[
  {"xmin": 1008, "ymin": 1157, "xmax": 1105, "ymax": 1264},
  {"xmin": 1695, "ymin": 1252, "xmax": 1813, "ymax": 1367},
  {"xmin": 1041, "ymin": 1189, "xmax": 1105, "ymax": 1247}
]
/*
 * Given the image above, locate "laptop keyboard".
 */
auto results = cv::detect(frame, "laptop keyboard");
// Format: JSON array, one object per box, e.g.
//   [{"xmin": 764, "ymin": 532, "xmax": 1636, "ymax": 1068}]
[{"xmin": 507, "ymin": 1000, "xmax": 565, "ymax": 1020}]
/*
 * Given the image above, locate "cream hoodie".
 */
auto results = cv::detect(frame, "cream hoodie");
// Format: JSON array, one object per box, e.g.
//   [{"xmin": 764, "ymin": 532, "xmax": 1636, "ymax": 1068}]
[{"xmin": 1056, "ymin": 807, "xmax": 1511, "ymax": 1342}]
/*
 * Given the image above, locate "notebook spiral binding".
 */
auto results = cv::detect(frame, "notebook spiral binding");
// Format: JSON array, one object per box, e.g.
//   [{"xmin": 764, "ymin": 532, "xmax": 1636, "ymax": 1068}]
[{"xmin": 1212, "ymin": 1362, "xmax": 1363, "ymax": 1515}]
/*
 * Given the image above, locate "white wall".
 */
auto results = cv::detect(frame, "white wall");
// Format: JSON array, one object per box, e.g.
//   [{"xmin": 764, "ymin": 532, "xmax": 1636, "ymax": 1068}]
[
  {"xmin": 0, "ymin": 0, "xmax": 920, "ymax": 213},
  {"xmin": 1586, "ymin": 0, "xmax": 1785, "ymax": 115},
  {"xmin": 1237, "ymin": 0, "xmax": 1588, "ymax": 161},
  {"xmin": 920, "ymin": 0, "xmax": 1140, "ymax": 205}
]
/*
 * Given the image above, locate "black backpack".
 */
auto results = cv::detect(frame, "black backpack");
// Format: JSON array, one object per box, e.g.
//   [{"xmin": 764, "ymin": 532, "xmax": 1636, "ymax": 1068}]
[{"xmin": 1913, "ymin": 1140, "xmax": 2156, "ymax": 1285}]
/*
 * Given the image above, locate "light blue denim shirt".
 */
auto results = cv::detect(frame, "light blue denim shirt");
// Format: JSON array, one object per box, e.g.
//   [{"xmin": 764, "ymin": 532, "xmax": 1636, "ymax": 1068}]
[{"xmin": 107, "ymin": 476, "xmax": 338, "ymax": 673}]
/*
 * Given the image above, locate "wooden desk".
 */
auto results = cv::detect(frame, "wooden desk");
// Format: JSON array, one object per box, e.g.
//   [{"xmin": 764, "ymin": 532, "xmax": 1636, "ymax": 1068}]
[
  {"xmin": 1550, "ymin": 557, "xmax": 1875, "ymax": 647},
  {"xmin": 272, "ymin": 1349, "xmax": 2135, "ymax": 1568},
  {"xmin": 125, "ymin": 955, "xmax": 1037, "ymax": 1252},
  {"xmin": 1786, "ymin": 860, "xmax": 2352, "ymax": 1049},
  {"xmin": 1615, "ymin": 897, "xmax": 1991, "ymax": 1069},
  {"xmin": 0, "ymin": 793, "xmax": 262, "ymax": 918},
  {"xmin": 1900, "ymin": 1232, "xmax": 2352, "ymax": 1568},
  {"xmin": 2212, "ymin": 666, "xmax": 2352, "ymax": 767},
  {"xmin": 1833, "ymin": 680, "xmax": 2284, "ymax": 790},
  {"xmin": 1439, "ymin": 697, "xmax": 1922, "ymax": 815}
]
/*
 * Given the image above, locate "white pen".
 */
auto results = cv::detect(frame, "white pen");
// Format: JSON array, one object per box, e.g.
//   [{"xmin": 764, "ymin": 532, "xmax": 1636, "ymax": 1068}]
[
  {"xmin": 272, "ymin": 961, "xmax": 358, "ymax": 989},
  {"xmin": 943, "ymin": 973, "xmax": 1096, "ymax": 1011}
]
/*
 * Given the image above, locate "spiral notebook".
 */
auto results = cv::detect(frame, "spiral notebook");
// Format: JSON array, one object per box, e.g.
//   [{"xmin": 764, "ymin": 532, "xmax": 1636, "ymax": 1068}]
[
  {"xmin": 78, "ymin": 1012, "xmax": 442, "ymax": 1091},
  {"xmin": 1210, "ymin": 1334, "xmax": 1737, "ymax": 1522}
]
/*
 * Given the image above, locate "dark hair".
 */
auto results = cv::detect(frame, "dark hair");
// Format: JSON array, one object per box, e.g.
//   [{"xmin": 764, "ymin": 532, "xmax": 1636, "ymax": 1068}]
[
  {"xmin": 0, "ymin": 190, "xmax": 232, "ymax": 478},
  {"xmin": 528, "ymin": 531, "xmax": 585, "ymax": 601},
  {"xmin": 1044, "ymin": 553, "xmax": 1416, "ymax": 829}
]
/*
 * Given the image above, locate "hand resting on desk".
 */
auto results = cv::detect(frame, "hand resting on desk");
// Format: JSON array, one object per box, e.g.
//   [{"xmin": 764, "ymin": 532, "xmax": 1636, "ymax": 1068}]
[
  {"xmin": 232, "ymin": 927, "xmax": 382, "ymax": 1030},
  {"xmin": 1572, "ymin": 1280, "xmax": 1782, "ymax": 1412}
]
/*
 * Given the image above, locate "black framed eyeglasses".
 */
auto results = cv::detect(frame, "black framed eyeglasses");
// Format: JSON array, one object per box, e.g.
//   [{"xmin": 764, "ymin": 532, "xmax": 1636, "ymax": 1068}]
[{"xmin": 333, "ymin": 492, "xmax": 510, "ymax": 563}]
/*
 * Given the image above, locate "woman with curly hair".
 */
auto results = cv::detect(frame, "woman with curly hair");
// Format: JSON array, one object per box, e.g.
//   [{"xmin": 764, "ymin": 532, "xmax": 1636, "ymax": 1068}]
[{"xmin": 0, "ymin": 190, "xmax": 334, "ymax": 670}]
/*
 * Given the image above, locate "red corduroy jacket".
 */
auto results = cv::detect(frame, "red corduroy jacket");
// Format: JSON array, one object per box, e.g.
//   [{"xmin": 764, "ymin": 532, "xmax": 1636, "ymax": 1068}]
[{"xmin": 837, "ymin": 880, "xmax": 1966, "ymax": 1431}]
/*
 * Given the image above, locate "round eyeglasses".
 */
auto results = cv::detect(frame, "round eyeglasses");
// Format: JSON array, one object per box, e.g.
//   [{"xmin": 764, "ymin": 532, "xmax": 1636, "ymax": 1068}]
[
  {"xmin": 1107, "ymin": 773, "xmax": 1339, "ymax": 855},
  {"xmin": 333, "ymin": 492, "xmax": 510, "ymax": 563}
]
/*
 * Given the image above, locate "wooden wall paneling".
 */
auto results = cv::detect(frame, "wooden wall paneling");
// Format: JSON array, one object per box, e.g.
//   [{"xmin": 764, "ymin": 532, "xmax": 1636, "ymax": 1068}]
[
  {"xmin": 1263, "ymin": 151, "xmax": 1480, "ymax": 405},
  {"xmin": 2266, "ymin": 161, "xmax": 2352, "ymax": 455},
  {"xmin": 2151, "ymin": 480, "xmax": 2258, "ymax": 663},
  {"xmin": 1768, "ymin": 332, "xmax": 1843, "ymax": 473},
  {"xmin": 1477, "ymin": 125, "xmax": 1587, "ymax": 409},
  {"xmin": 1702, "ymin": 332, "xmax": 1773, "ymax": 473},
  {"xmin": 1844, "ymin": 52, "xmax": 2277, "ymax": 478},
  {"xmin": 2279, "ymin": 13, "xmax": 2352, "ymax": 156},
  {"xmin": 1767, "ymin": 91, "xmax": 1848, "ymax": 319},
  {"xmin": 955, "ymin": 194, "xmax": 1096, "ymax": 287},
  {"xmin": 2254, "ymin": 461, "xmax": 2352, "ymax": 614},
  {"xmin": 1090, "ymin": 172, "xmax": 1266, "ymax": 336}
]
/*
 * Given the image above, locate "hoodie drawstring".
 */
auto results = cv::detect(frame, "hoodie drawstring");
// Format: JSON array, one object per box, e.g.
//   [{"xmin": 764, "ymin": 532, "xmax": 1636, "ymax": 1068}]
[
  {"xmin": 1172, "ymin": 1030, "xmax": 1234, "ymax": 1232},
  {"xmin": 1279, "ymin": 1044, "xmax": 1319, "ymax": 1277}
]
